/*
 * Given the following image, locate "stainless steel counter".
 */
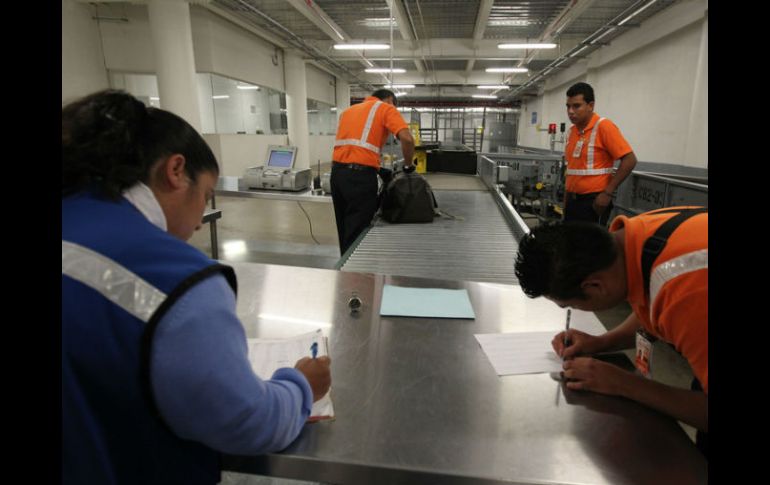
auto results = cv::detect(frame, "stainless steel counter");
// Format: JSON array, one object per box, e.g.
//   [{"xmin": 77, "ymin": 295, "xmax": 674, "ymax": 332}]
[
  {"xmin": 222, "ymin": 262, "xmax": 707, "ymax": 485},
  {"xmin": 216, "ymin": 175, "xmax": 332, "ymax": 204}
]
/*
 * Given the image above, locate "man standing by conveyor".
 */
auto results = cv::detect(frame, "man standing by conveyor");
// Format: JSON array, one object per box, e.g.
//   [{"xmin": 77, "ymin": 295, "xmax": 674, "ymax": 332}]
[
  {"xmin": 331, "ymin": 89, "xmax": 415, "ymax": 255},
  {"xmin": 563, "ymin": 82, "xmax": 638, "ymax": 225}
]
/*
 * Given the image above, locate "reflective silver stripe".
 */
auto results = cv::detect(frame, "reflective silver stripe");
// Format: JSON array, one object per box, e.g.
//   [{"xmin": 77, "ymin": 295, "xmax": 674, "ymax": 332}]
[
  {"xmin": 333, "ymin": 139, "xmax": 381, "ymax": 153},
  {"xmin": 332, "ymin": 100, "xmax": 384, "ymax": 155},
  {"xmin": 586, "ymin": 117, "xmax": 604, "ymax": 170},
  {"xmin": 361, "ymin": 100, "xmax": 383, "ymax": 144},
  {"xmin": 566, "ymin": 167, "xmax": 615, "ymax": 175},
  {"xmin": 62, "ymin": 240, "xmax": 167, "ymax": 323},
  {"xmin": 649, "ymin": 249, "xmax": 708, "ymax": 324}
]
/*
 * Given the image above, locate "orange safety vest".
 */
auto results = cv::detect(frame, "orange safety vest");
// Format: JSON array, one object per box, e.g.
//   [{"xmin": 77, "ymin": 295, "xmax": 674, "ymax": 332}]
[
  {"xmin": 610, "ymin": 207, "xmax": 708, "ymax": 393},
  {"xmin": 565, "ymin": 113, "xmax": 632, "ymax": 194},
  {"xmin": 333, "ymin": 96, "xmax": 408, "ymax": 169}
]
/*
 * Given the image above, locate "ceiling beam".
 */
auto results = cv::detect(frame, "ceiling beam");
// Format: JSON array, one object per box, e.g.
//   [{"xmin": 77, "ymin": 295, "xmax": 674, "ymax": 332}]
[
  {"xmin": 466, "ymin": 0, "xmax": 494, "ymax": 73},
  {"xmin": 284, "ymin": 0, "xmax": 388, "ymax": 83},
  {"xmin": 357, "ymin": 71, "xmax": 536, "ymax": 85},
  {"xmin": 385, "ymin": 0, "xmax": 425, "ymax": 73},
  {"xmin": 284, "ymin": 0, "xmax": 346, "ymax": 42},
  {"xmin": 503, "ymin": 0, "xmax": 600, "ymax": 87},
  {"xmin": 320, "ymin": 38, "xmax": 559, "ymax": 63}
]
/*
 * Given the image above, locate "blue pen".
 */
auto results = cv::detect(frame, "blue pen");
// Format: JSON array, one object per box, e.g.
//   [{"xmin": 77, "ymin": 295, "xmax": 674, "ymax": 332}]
[{"xmin": 310, "ymin": 342, "xmax": 318, "ymax": 359}]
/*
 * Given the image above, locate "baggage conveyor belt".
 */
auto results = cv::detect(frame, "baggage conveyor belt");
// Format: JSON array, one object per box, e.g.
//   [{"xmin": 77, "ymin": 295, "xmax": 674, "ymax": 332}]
[{"xmin": 337, "ymin": 188, "xmax": 530, "ymax": 285}]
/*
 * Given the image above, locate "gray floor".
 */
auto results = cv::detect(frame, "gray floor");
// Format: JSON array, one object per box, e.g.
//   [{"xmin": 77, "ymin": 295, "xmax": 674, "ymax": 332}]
[{"xmin": 187, "ymin": 172, "xmax": 696, "ymax": 484}]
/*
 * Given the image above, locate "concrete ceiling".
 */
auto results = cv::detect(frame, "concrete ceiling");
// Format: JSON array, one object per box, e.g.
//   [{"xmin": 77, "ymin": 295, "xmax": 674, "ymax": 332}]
[{"xmin": 208, "ymin": 0, "xmax": 678, "ymax": 105}]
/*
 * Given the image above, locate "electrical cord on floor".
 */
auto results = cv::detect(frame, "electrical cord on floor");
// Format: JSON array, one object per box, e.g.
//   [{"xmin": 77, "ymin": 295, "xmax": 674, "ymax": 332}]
[{"xmin": 296, "ymin": 201, "xmax": 321, "ymax": 245}]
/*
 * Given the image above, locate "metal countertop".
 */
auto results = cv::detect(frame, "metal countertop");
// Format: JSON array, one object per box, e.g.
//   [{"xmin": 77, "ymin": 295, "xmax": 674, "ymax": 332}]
[{"xmin": 222, "ymin": 261, "xmax": 707, "ymax": 485}]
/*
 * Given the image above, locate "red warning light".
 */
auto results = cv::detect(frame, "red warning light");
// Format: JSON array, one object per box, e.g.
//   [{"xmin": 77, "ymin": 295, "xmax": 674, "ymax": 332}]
[{"xmin": 548, "ymin": 123, "xmax": 557, "ymax": 134}]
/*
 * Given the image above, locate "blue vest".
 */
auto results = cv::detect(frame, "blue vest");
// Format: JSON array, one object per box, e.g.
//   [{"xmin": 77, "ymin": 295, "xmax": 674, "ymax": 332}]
[{"xmin": 62, "ymin": 191, "xmax": 236, "ymax": 485}]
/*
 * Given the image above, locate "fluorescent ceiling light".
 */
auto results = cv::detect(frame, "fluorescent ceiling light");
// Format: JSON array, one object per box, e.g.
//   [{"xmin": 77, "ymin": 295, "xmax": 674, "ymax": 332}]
[
  {"xmin": 212, "ymin": 95, "xmax": 230, "ymax": 99},
  {"xmin": 498, "ymin": 43, "xmax": 557, "ymax": 49},
  {"xmin": 334, "ymin": 43, "xmax": 390, "ymax": 50},
  {"xmin": 361, "ymin": 17, "xmax": 397, "ymax": 28},
  {"xmin": 330, "ymin": 107, "xmax": 337, "ymax": 111},
  {"xmin": 488, "ymin": 20, "xmax": 530, "ymax": 27},
  {"xmin": 236, "ymin": 85, "xmax": 260, "ymax": 90},
  {"xmin": 486, "ymin": 67, "xmax": 528, "ymax": 73},
  {"xmin": 472, "ymin": 94, "xmax": 497, "ymax": 99},
  {"xmin": 477, "ymin": 85, "xmax": 510, "ymax": 90},
  {"xmin": 365, "ymin": 68, "xmax": 406, "ymax": 73},
  {"xmin": 394, "ymin": 92, "xmax": 407, "ymax": 97},
  {"xmin": 150, "ymin": 97, "xmax": 160, "ymax": 101},
  {"xmin": 384, "ymin": 84, "xmax": 415, "ymax": 88}
]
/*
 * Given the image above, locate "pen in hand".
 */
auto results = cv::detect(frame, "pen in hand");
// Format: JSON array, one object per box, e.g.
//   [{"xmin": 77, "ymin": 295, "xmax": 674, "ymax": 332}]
[
  {"xmin": 562, "ymin": 309, "xmax": 571, "ymax": 359},
  {"xmin": 310, "ymin": 342, "xmax": 318, "ymax": 359}
]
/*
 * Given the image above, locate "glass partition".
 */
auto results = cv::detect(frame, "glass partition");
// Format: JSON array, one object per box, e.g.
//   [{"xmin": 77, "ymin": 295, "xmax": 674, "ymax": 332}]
[
  {"xmin": 109, "ymin": 71, "xmax": 287, "ymax": 134},
  {"xmin": 307, "ymin": 99, "xmax": 336, "ymax": 135}
]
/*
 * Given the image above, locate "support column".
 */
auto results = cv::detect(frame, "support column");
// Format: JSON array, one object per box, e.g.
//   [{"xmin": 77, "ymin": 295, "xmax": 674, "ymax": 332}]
[
  {"xmin": 147, "ymin": 0, "xmax": 202, "ymax": 132},
  {"xmin": 284, "ymin": 53, "xmax": 310, "ymax": 169},
  {"xmin": 335, "ymin": 78, "xmax": 350, "ymax": 120}
]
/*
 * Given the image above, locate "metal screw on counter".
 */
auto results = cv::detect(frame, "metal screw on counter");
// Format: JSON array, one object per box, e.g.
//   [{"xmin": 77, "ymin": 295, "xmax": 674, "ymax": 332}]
[{"xmin": 348, "ymin": 292, "xmax": 362, "ymax": 314}]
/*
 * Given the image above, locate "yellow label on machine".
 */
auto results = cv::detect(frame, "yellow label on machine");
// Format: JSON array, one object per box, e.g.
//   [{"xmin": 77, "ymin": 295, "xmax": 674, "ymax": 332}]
[
  {"xmin": 415, "ymin": 151, "xmax": 427, "ymax": 174},
  {"xmin": 409, "ymin": 122, "xmax": 422, "ymax": 146}
]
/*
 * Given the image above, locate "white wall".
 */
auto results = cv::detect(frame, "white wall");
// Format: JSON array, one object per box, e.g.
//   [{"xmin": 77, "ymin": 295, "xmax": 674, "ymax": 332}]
[
  {"xmin": 98, "ymin": 3, "xmax": 156, "ymax": 73},
  {"xmin": 517, "ymin": 0, "xmax": 708, "ymax": 168},
  {"xmin": 306, "ymin": 64, "xmax": 336, "ymax": 105},
  {"xmin": 192, "ymin": 7, "xmax": 285, "ymax": 92},
  {"xmin": 62, "ymin": 0, "xmax": 109, "ymax": 104},
  {"xmin": 517, "ymin": 95, "xmax": 547, "ymax": 148},
  {"xmin": 307, "ymin": 136, "xmax": 336, "ymax": 167}
]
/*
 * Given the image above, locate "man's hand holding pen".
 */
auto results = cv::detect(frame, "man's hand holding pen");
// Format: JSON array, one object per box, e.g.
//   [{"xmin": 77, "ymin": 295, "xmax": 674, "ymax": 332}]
[{"xmin": 552, "ymin": 328, "xmax": 603, "ymax": 360}]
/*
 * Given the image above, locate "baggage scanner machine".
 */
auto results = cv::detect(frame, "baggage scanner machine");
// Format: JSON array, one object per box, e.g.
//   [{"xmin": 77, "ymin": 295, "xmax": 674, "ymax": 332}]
[{"xmin": 243, "ymin": 145, "xmax": 311, "ymax": 191}]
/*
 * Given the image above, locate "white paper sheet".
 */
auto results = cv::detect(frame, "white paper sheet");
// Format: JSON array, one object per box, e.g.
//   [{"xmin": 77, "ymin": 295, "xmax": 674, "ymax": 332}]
[
  {"xmin": 247, "ymin": 329, "xmax": 334, "ymax": 420},
  {"xmin": 474, "ymin": 331, "xmax": 563, "ymax": 376}
]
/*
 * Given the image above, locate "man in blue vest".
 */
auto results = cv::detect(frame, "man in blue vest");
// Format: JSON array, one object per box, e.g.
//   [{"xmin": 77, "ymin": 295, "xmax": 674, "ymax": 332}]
[{"xmin": 62, "ymin": 90, "xmax": 332, "ymax": 484}]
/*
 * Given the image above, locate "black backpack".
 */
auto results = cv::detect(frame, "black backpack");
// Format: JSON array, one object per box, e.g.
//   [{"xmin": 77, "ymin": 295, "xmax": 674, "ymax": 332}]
[{"xmin": 380, "ymin": 170, "xmax": 439, "ymax": 223}]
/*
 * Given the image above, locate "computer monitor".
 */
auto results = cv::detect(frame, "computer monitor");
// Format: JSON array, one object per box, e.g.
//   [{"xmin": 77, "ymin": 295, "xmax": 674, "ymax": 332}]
[{"xmin": 265, "ymin": 145, "xmax": 297, "ymax": 169}]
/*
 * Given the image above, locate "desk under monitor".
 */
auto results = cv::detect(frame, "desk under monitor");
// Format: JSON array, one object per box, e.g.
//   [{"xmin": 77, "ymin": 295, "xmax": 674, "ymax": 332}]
[{"xmin": 221, "ymin": 261, "xmax": 707, "ymax": 485}]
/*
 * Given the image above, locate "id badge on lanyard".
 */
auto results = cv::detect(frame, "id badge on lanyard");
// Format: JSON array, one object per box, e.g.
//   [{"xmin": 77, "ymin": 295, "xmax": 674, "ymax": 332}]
[
  {"xmin": 635, "ymin": 329, "xmax": 657, "ymax": 379},
  {"xmin": 572, "ymin": 138, "xmax": 584, "ymax": 158}
]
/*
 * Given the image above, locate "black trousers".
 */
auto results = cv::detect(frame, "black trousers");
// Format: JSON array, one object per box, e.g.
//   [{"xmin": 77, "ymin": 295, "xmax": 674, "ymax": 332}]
[
  {"xmin": 563, "ymin": 192, "xmax": 613, "ymax": 226},
  {"xmin": 330, "ymin": 163, "xmax": 379, "ymax": 256}
]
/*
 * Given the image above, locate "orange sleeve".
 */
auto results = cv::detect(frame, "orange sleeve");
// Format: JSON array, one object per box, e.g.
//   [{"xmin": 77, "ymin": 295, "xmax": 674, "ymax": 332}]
[
  {"xmin": 599, "ymin": 119, "xmax": 633, "ymax": 160},
  {"xmin": 652, "ymin": 273, "xmax": 708, "ymax": 394},
  {"xmin": 383, "ymin": 105, "xmax": 409, "ymax": 136}
]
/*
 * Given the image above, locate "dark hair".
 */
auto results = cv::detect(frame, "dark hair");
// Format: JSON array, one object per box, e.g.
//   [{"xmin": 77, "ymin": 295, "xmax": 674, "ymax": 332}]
[
  {"xmin": 62, "ymin": 89, "xmax": 218, "ymax": 199},
  {"xmin": 514, "ymin": 222, "xmax": 617, "ymax": 300},
  {"xmin": 371, "ymin": 88, "xmax": 397, "ymax": 106},
  {"xmin": 566, "ymin": 82, "xmax": 595, "ymax": 104}
]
